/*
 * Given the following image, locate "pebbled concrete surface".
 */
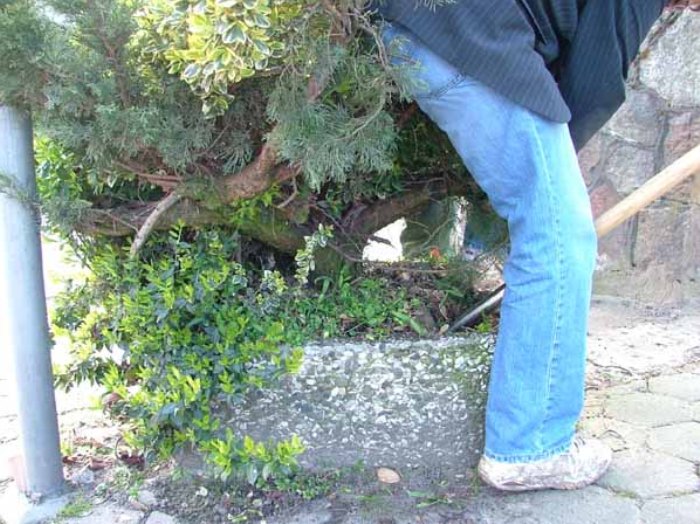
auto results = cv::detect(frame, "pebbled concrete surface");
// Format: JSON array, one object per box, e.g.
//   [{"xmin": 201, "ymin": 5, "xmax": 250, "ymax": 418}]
[{"xmin": 224, "ymin": 335, "xmax": 493, "ymax": 476}]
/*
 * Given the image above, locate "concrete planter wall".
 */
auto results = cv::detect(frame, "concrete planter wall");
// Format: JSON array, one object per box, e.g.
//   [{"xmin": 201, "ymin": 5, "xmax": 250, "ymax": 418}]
[{"xmin": 226, "ymin": 335, "xmax": 493, "ymax": 478}]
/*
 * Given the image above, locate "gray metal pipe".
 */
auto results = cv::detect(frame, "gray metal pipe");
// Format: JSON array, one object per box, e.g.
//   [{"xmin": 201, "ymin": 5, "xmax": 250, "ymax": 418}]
[{"xmin": 0, "ymin": 105, "xmax": 65, "ymax": 496}]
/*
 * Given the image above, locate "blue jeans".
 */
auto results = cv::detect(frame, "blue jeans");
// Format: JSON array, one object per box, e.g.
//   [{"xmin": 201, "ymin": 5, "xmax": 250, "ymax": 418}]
[{"xmin": 383, "ymin": 25, "xmax": 598, "ymax": 463}]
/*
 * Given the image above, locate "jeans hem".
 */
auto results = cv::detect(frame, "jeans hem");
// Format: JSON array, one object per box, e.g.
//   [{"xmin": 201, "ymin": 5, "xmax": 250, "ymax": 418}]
[{"xmin": 483, "ymin": 438, "xmax": 573, "ymax": 464}]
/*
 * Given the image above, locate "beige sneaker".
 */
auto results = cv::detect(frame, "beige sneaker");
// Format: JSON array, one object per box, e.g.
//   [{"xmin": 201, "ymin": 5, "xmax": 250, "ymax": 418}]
[{"xmin": 478, "ymin": 436, "xmax": 612, "ymax": 492}]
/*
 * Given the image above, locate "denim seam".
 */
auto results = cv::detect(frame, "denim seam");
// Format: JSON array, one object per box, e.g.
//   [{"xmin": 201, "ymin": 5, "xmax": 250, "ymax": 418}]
[
  {"xmin": 483, "ymin": 434, "xmax": 574, "ymax": 464},
  {"xmin": 421, "ymin": 74, "xmax": 469, "ymax": 100},
  {"xmin": 384, "ymin": 23, "xmax": 469, "ymax": 101},
  {"xmin": 529, "ymin": 115, "xmax": 565, "ymax": 452}
]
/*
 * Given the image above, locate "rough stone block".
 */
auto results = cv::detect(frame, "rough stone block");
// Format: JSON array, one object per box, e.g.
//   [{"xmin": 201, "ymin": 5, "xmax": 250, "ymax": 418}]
[
  {"xmin": 605, "ymin": 392, "xmax": 692, "ymax": 427},
  {"xmin": 664, "ymin": 111, "xmax": 700, "ymax": 164},
  {"xmin": 640, "ymin": 13, "xmax": 700, "ymax": 108},
  {"xmin": 649, "ymin": 421, "xmax": 700, "ymax": 462},
  {"xmin": 605, "ymin": 90, "xmax": 663, "ymax": 147},
  {"xmin": 640, "ymin": 494, "xmax": 700, "ymax": 524},
  {"xmin": 578, "ymin": 133, "xmax": 605, "ymax": 186},
  {"xmin": 631, "ymin": 205, "xmax": 695, "ymax": 302},
  {"xmin": 598, "ymin": 449, "xmax": 700, "ymax": 498},
  {"xmin": 225, "ymin": 336, "xmax": 493, "ymax": 478},
  {"xmin": 582, "ymin": 13, "xmax": 700, "ymax": 301},
  {"xmin": 588, "ymin": 177, "xmax": 623, "ymax": 221},
  {"xmin": 683, "ymin": 179, "xmax": 700, "ymax": 288},
  {"xmin": 634, "ymin": 204, "xmax": 689, "ymax": 262},
  {"xmin": 649, "ymin": 373, "xmax": 700, "ymax": 402},
  {"xmin": 602, "ymin": 141, "xmax": 656, "ymax": 194},
  {"xmin": 588, "ymin": 177, "xmax": 634, "ymax": 274}
]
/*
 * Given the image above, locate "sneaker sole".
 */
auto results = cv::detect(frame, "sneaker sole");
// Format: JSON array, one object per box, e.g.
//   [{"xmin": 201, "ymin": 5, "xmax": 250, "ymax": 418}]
[{"xmin": 477, "ymin": 457, "xmax": 612, "ymax": 492}]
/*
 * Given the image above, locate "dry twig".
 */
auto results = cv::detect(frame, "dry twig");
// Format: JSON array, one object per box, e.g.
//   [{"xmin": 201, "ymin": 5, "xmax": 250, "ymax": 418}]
[{"xmin": 129, "ymin": 191, "xmax": 183, "ymax": 256}]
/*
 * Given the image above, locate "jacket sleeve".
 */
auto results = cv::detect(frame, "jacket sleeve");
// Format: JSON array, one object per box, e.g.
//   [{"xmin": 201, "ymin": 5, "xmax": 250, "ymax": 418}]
[{"xmin": 559, "ymin": 0, "xmax": 667, "ymax": 151}]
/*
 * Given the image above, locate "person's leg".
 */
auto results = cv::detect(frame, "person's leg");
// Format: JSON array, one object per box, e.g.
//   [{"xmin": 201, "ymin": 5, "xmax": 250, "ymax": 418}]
[{"xmin": 382, "ymin": 25, "xmax": 604, "ymax": 470}]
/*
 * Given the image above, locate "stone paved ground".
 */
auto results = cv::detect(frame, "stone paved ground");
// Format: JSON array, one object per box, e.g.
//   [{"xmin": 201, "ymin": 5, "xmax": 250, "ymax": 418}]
[
  {"xmin": 264, "ymin": 302, "xmax": 700, "ymax": 524},
  {"xmin": 2, "ymin": 283, "xmax": 700, "ymax": 522}
]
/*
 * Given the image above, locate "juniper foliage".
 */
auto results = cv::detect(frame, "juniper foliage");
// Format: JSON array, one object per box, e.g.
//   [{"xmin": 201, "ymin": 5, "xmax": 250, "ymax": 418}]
[{"xmin": 1, "ymin": 0, "xmax": 496, "ymax": 483}]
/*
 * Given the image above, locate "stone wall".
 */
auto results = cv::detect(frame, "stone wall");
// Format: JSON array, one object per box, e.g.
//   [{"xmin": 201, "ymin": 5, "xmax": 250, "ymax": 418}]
[{"xmin": 581, "ymin": 12, "xmax": 700, "ymax": 304}]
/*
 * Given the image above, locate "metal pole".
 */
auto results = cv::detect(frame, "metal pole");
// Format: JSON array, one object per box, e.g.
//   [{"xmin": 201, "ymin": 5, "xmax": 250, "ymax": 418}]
[
  {"xmin": 0, "ymin": 105, "xmax": 64, "ymax": 496},
  {"xmin": 447, "ymin": 284, "xmax": 505, "ymax": 334}
]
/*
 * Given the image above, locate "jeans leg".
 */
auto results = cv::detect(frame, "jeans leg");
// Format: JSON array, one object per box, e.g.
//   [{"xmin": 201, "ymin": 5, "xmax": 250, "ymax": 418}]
[
  {"xmin": 384, "ymin": 26, "xmax": 597, "ymax": 462},
  {"xmin": 478, "ymin": 117, "xmax": 597, "ymax": 462}
]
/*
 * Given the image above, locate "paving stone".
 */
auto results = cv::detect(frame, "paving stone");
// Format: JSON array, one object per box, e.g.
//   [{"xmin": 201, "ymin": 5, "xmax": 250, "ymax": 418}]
[
  {"xmin": 146, "ymin": 510, "xmax": 178, "ymax": 524},
  {"xmin": 649, "ymin": 373, "xmax": 700, "ymax": 402},
  {"xmin": 0, "ymin": 486, "xmax": 73, "ymax": 524},
  {"xmin": 639, "ymin": 493, "xmax": 700, "ymax": 524},
  {"xmin": 579, "ymin": 416, "xmax": 609, "ymax": 438},
  {"xmin": 587, "ymin": 313, "xmax": 700, "ymax": 374},
  {"xmin": 601, "ymin": 380, "xmax": 648, "ymax": 397},
  {"xmin": 470, "ymin": 486, "xmax": 640, "ymax": 524},
  {"xmin": 598, "ymin": 449, "xmax": 700, "ymax": 498},
  {"xmin": 605, "ymin": 392, "xmax": 693, "ymax": 427},
  {"xmin": 63, "ymin": 503, "xmax": 144, "ymax": 524},
  {"xmin": 0, "ymin": 398, "xmax": 16, "ymax": 418},
  {"xmin": 0, "ymin": 418, "xmax": 18, "ymax": 446},
  {"xmin": 582, "ymin": 393, "xmax": 606, "ymax": 418},
  {"xmin": 580, "ymin": 418, "xmax": 649, "ymax": 452},
  {"xmin": 649, "ymin": 422, "xmax": 700, "ymax": 462}
]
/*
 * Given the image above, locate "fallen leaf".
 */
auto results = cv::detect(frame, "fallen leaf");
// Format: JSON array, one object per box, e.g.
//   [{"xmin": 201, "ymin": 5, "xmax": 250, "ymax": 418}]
[
  {"xmin": 88, "ymin": 457, "xmax": 111, "ymax": 471},
  {"xmin": 101, "ymin": 392, "xmax": 122, "ymax": 410},
  {"xmin": 429, "ymin": 247, "xmax": 442, "ymax": 260},
  {"xmin": 377, "ymin": 467, "xmax": 401, "ymax": 484},
  {"xmin": 118, "ymin": 451, "xmax": 145, "ymax": 468},
  {"xmin": 62, "ymin": 455, "xmax": 83, "ymax": 465}
]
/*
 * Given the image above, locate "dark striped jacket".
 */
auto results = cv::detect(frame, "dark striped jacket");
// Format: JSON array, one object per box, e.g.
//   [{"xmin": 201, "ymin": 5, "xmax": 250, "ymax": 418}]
[{"xmin": 373, "ymin": 0, "xmax": 667, "ymax": 150}]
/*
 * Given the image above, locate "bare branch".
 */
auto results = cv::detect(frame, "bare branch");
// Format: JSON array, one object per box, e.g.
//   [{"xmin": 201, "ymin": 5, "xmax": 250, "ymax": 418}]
[
  {"xmin": 129, "ymin": 191, "xmax": 183, "ymax": 256},
  {"xmin": 115, "ymin": 161, "xmax": 183, "ymax": 191}
]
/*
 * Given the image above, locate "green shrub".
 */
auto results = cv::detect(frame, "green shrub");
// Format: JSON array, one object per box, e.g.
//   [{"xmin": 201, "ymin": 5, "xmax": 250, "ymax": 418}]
[{"xmin": 52, "ymin": 224, "xmax": 415, "ymax": 484}]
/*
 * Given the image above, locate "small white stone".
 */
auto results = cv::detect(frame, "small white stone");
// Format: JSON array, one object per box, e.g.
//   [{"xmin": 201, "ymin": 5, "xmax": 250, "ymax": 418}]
[
  {"xmin": 137, "ymin": 489, "xmax": 158, "ymax": 507},
  {"xmin": 72, "ymin": 467, "xmax": 95, "ymax": 486}
]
